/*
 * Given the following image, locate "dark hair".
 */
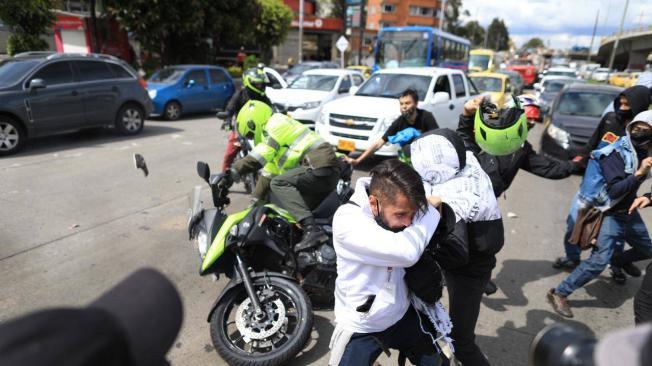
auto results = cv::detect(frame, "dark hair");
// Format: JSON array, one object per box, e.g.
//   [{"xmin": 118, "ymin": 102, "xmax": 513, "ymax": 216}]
[
  {"xmin": 399, "ymin": 88, "xmax": 419, "ymax": 103},
  {"xmin": 369, "ymin": 159, "xmax": 427, "ymax": 215}
]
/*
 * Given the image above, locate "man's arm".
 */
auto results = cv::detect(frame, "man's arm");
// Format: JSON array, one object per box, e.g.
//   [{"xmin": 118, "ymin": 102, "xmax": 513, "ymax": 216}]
[
  {"xmin": 224, "ymin": 89, "xmax": 244, "ymax": 117},
  {"xmin": 600, "ymin": 154, "xmax": 651, "ymax": 200},
  {"xmin": 333, "ymin": 205, "xmax": 439, "ymax": 267},
  {"xmin": 630, "ymin": 193, "xmax": 652, "ymax": 214},
  {"xmin": 231, "ymin": 139, "xmax": 276, "ymax": 176},
  {"xmin": 581, "ymin": 116, "xmax": 608, "ymax": 160},
  {"xmin": 349, "ymin": 138, "xmax": 386, "ymax": 165},
  {"xmin": 422, "ymin": 110, "xmax": 439, "ymax": 131},
  {"xmin": 521, "ymin": 141, "xmax": 579, "ymax": 178}
]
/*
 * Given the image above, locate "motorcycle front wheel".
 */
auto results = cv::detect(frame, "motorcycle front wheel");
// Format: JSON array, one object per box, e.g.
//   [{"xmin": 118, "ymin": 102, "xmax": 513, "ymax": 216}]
[{"xmin": 210, "ymin": 276, "xmax": 313, "ymax": 366}]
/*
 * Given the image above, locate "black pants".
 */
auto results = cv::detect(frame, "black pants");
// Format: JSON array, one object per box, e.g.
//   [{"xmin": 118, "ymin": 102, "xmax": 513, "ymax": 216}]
[
  {"xmin": 443, "ymin": 269, "xmax": 492, "ymax": 366},
  {"xmin": 635, "ymin": 261, "xmax": 652, "ymax": 324}
]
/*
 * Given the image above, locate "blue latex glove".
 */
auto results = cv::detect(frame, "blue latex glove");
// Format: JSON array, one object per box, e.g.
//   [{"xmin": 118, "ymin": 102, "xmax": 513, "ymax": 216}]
[{"xmin": 388, "ymin": 127, "xmax": 421, "ymax": 147}]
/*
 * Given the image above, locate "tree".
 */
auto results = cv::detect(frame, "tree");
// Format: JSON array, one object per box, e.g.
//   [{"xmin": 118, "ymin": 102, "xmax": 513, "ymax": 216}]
[
  {"xmin": 523, "ymin": 37, "xmax": 544, "ymax": 50},
  {"xmin": 461, "ymin": 20, "xmax": 485, "ymax": 47},
  {"xmin": 0, "ymin": 0, "xmax": 57, "ymax": 55},
  {"xmin": 254, "ymin": 0, "xmax": 293, "ymax": 61},
  {"xmin": 443, "ymin": 0, "xmax": 470, "ymax": 36},
  {"xmin": 326, "ymin": 0, "xmax": 347, "ymax": 32},
  {"xmin": 486, "ymin": 18, "xmax": 509, "ymax": 51}
]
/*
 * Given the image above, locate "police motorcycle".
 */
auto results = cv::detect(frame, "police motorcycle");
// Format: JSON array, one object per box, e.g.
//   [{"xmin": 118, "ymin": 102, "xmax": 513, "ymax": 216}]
[{"xmin": 187, "ymin": 159, "xmax": 352, "ymax": 365}]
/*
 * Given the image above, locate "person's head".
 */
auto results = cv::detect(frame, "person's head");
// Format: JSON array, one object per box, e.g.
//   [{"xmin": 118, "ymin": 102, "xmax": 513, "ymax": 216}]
[
  {"xmin": 399, "ymin": 88, "xmax": 419, "ymax": 120},
  {"xmin": 242, "ymin": 68, "xmax": 268, "ymax": 97},
  {"xmin": 628, "ymin": 110, "xmax": 652, "ymax": 154},
  {"xmin": 474, "ymin": 95, "xmax": 528, "ymax": 156},
  {"xmin": 615, "ymin": 85, "xmax": 652, "ymax": 123},
  {"xmin": 368, "ymin": 159, "xmax": 427, "ymax": 231},
  {"xmin": 236, "ymin": 100, "xmax": 273, "ymax": 144}
]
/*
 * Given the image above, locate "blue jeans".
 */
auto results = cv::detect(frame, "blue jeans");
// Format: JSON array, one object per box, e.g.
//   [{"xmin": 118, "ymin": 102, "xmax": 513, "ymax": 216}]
[
  {"xmin": 563, "ymin": 193, "xmax": 623, "ymax": 261},
  {"xmin": 556, "ymin": 211, "xmax": 652, "ymax": 297},
  {"xmin": 338, "ymin": 306, "xmax": 443, "ymax": 366}
]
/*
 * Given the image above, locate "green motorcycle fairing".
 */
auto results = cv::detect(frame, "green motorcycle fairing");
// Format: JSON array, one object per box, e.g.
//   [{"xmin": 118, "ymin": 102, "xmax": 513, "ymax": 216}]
[{"xmin": 264, "ymin": 203, "xmax": 297, "ymax": 223}]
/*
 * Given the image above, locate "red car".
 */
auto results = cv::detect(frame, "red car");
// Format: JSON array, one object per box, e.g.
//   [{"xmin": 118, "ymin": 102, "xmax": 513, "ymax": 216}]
[{"xmin": 507, "ymin": 60, "xmax": 538, "ymax": 86}]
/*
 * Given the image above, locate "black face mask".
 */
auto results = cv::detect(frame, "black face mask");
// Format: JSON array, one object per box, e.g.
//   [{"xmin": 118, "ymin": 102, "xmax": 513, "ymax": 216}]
[
  {"xmin": 631, "ymin": 130, "xmax": 652, "ymax": 149},
  {"xmin": 401, "ymin": 106, "xmax": 416, "ymax": 120},
  {"xmin": 617, "ymin": 109, "xmax": 633, "ymax": 122},
  {"xmin": 374, "ymin": 201, "xmax": 405, "ymax": 233}
]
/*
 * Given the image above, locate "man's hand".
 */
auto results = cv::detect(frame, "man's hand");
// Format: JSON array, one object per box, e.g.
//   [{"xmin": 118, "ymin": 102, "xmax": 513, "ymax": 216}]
[
  {"xmin": 629, "ymin": 195, "xmax": 652, "ymax": 214},
  {"xmin": 344, "ymin": 155, "xmax": 359, "ymax": 166},
  {"xmin": 635, "ymin": 157, "xmax": 652, "ymax": 178},
  {"xmin": 463, "ymin": 96, "xmax": 484, "ymax": 117},
  {"xmin": 427, "ymin": 195, "xmax": 442, "ymax": 208}
]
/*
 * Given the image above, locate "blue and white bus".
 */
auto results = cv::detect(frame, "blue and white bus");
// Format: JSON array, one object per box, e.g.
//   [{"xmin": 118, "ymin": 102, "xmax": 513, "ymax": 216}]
[{"xmin": 373, "ymin": 26, "xmax": 470, "ymax": 72}]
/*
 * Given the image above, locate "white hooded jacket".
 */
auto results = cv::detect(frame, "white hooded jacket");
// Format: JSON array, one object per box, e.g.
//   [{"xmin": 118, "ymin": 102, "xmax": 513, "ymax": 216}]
[{"xmin": 331, "ymin": 177, "xmax": 440, "ymax": 333}]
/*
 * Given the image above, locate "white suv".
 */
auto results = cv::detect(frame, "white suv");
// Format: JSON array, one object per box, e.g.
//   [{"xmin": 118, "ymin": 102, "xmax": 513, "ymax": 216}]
[{"xmin": 315, "ymin": 67, "xmax": 478, "ymax": 156}]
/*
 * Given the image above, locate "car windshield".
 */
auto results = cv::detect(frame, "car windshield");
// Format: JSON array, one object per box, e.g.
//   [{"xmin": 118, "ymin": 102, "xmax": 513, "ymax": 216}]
[
  {"xmin": 356, "ymin": 73, "xmax": 431, "ymax": 101},
  {"xmin": 557, "ymin": 91, "xmax": 615, "ymax": 117},
  {"xmin": 469, "ymin": 55, "xmax": 490, "ymax": 70},
  {"xmin": 470, "ymin": 77, "xmax": 502, "ymax": 92},
  {"xmin": 546, "ymin": 70, "xmax": 576, "ymax": 78},
  {"xmin": 288, "ymin": 75, "xmax": 338, "ymax": 91},
  {"xmin": 543, "ymin": 80, "xmax": 573, "ymax": 93},
  {"xmin": 0, "ymin": 59, "xmax": 40, "ymax": 87},
  {"xmin": 287, "ymin": 64, "xmax": 317, "ymax": 75},
  {"xmin": 149, "ymin": 68, "xmax": 185, "ymax": 83}
]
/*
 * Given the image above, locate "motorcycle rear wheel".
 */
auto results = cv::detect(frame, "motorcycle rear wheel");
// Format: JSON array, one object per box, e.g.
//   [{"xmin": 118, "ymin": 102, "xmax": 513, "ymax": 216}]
[{"xmin": 210, "ymin": 276, "xmax": 313, "ymax": 366}]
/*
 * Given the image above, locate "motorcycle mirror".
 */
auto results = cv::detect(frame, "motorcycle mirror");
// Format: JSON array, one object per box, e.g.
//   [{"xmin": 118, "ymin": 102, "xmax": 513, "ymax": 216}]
[{"xmin": 196, "ymin": 161, "xmax": 210, "ymax": 183}]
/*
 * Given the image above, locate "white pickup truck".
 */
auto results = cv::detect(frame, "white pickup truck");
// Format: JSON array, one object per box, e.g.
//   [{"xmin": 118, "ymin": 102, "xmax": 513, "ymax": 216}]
[{"xmin": 315, "ymin": 67, "xmax": 479, "ymax": 156}]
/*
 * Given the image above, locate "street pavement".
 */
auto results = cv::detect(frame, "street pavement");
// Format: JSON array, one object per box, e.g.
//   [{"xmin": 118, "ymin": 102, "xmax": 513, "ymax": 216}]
[{"xmin": 1, "ymin": 114, "xmax": 651, "ymax": 365}]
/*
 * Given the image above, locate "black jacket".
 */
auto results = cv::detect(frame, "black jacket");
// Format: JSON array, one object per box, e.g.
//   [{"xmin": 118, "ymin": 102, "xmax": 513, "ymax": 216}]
[
  {"xmin": 224, "ymin": 88, "xmax": 272, "ymax": 119},
  {"xmin": 457, "ymin": 115, "xmax": 577, "ymax": 197},
  {"xmin": 583, "ymin": 85, "xmax": 651, "ymax": 160}
]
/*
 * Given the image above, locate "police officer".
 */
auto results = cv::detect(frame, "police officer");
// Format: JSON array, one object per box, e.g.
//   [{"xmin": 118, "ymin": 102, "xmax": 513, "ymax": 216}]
[{"xmin": 226, "ymin": 100, "xmax": 341, "ymax": 251}]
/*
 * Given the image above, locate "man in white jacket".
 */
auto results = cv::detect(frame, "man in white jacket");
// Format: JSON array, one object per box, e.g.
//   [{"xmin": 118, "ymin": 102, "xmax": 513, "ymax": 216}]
[{"xmin": 329, "ymin": 159, "xmax": 442, "ymax": 366}]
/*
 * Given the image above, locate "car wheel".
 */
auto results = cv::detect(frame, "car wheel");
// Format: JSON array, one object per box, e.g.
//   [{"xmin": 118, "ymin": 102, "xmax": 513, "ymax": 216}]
[
  {"xmin": 0, "ymin": 117, "xmax": 26, "ymax": 156},
  {"xmin": 164, "ymin": 101, "xmax": 182, "ymax": 120},
  {"xmin": 116, "ymin": 103, "xmax": 145, "ymax": 135}
]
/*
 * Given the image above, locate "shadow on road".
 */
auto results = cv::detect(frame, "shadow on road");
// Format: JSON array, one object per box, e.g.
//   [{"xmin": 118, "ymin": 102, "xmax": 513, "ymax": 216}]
[
  {"xmin": 148, "ymin": 111, "xmax": 217, "ymax": 122},
  {"xmin": 289, "ymin": 314, "xmax": 334, "ymax": 365},
  {"xmin": 18, "ymin": 124, "xmax": 184, "ymax": 157}
]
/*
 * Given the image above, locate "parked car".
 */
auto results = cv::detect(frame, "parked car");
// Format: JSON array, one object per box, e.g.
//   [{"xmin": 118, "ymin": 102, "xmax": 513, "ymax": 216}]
[
  {"xmin": 316, "ymin": 67, "xmax": 478, "ymax": 157},
  {"xmin": 268, "ymin": 69, "xmax": 364, "ymax": 128},
  {"xmin": 346, "ymin": 65, "xmax": 372, "ymax": 79},
  {"xmin": 608, "ymin": 72, "xmax": 631, "ymax": 88},
  {"xmin": 496, "ymin": 69, "xmax": 524, "ymax": 95},
  {"xmin": 591, "ymin": 67, "xmax": 612, "ymax": 82},
  {"xmin": 534, "ymin": 76, "xmax": 584, "ymax": 113},
  {"xmin": 147, "ymin": 65, "xmax": 235, "ymax": 120},
  {"xmin": 0, "ymin": 53, "xmax": 152, "ymax": 156},
  {"xmin": 506, "ymin": 59, "xmax": 538, "ymax": 86},
  {"xmin": 540, "ymin": 83, "xmax": 623, "ymax": 160},
  {"xmin": 282, "ymin": 61, "xmax": 339, "ymax": 85},
  {"xmin": 469, "ymin": 72, "xmax": 512, "ymax": 107}
]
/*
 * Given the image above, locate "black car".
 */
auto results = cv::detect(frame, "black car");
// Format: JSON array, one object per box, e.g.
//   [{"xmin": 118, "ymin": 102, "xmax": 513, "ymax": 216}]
[
  {"xmin": 541, "ymin": 83, "xmax": 623, "ymax": 160},
  {"xmin": 537, "ymin": 77, "xmax": 584, "ymax": 115},
  {"xmin": 0, "ymin": 53, "xmax": 153, "ymax": 155}
]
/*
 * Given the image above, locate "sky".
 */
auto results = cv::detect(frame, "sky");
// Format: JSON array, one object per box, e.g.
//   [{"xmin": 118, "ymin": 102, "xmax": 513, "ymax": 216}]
[{"xmin": 459, "ymin": 0, "xmax": 652, "ymax": 51}]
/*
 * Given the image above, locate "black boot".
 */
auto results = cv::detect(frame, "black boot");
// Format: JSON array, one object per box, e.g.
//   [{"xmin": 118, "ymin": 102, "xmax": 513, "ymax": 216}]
[{"xmin": 295, "ymin": 218, "xmax": 328, "ymax": 252}]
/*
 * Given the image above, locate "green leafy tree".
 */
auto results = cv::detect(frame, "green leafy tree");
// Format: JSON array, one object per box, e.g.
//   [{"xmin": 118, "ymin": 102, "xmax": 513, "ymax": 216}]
[
  {"xmin": 255, "ymin": 0, "xmax": 293, "ymax": 61},
  {"xmin": 523, "ymin": 37, "xmax": 544, "ymax": 49},
  {"xmin": 0, "ymin": 0, "xmax": 58, "ymax": 55},
  {"xmin": 461, "ymin": 20, "xmax": 485, "ymax": 47},
  {"xmin": 486, "ymin": 18, "xmax": 509, "ymax": 51},
  {"xmin": 326, "ymin": 0, "xmax": 347, "ymax": 32},
  {"xmin": 444, "ymin": 0, "xmax": 470, "ymax": 35}
]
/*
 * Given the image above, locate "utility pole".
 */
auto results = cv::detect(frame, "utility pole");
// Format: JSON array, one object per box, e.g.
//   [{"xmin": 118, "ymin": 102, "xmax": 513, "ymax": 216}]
[
  {"xmin": 298, "ymin": 0, "xmax": 304, "ymax": 63},
  {"xmin": 587, "ymin": 9, "xmax": 599, "ymax": 62},
  {"xmin": 608, "ymin": 0, "xmax": 629, "ymax": 70},
  {"xmin": 357, "ymin": 0, "xmax": 366, "ymax": 65},
  {"xmin": 439, "ymin": 0, "xmax": 447, "ymax": 31}
]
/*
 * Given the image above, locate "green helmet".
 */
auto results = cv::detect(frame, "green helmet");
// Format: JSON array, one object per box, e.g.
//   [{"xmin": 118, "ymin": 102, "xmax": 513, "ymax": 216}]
[
  {"xmin": 242, "ymin": 68, "xmax": 268, "ymax": 96},
  {"xmin": 236, "ymin": 100, "xmax": 273, "ymax": 144},
  {"xmin": 474, "ymin": 95, "xmax": 528, "ymax": 156}
]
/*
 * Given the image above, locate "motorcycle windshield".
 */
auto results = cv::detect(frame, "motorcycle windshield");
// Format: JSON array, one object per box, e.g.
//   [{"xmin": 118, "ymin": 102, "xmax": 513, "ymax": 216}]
[{"xmin": 187, "ymin": 186, "xmax": 203, "ymax": 231}]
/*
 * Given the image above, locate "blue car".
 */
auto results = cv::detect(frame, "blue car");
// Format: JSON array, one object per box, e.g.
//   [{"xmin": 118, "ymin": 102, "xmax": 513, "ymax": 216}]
[{"xmin": 147, "ymin": 65, "xmax": 235, "ymax": 120}]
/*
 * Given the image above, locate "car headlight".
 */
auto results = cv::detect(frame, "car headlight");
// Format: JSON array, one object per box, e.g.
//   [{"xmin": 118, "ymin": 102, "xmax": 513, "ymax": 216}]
[
  {"xmin": 196, "ymin": 229, "xmax": 209, "ymax": 258},
  {"xmin": 148, "ymin": 89, "xmax": 157, "ymax": 99},
  {"xmin": 301, "ymin": 101, "xmax": 321, "ymax": 110},
  {"xmin": 546, "ymin": 124, "xmax": 571, "ymax": 149}
]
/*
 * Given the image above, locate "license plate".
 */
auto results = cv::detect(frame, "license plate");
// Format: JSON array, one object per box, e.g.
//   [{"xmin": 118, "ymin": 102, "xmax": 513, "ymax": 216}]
[{"xmin": 337, "ymin": 139, "xmax": 355, "ymax": 152}]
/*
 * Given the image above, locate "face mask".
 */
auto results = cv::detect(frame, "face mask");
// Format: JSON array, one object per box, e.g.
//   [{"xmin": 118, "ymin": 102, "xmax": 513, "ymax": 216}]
[
  {"xmin": 617, "ymin": 109, "xmax": 633, "ymax": 121},
  {"xmin": 401, "ymin": 106, "xmax": 416, "ymax": 120},
  {"xmin": 631, "ymin": 130, "xmax": 652, "ymax": 148},
  {"xmin": 374, "ymin": 201, "xmax": 405, "ymax": 233}
]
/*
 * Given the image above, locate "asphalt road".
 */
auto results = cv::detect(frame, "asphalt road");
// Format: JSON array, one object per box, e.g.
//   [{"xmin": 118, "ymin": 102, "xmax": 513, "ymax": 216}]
[{"xmin": 1, "ymin": 114, "xmax": 651, "ymax": 365}]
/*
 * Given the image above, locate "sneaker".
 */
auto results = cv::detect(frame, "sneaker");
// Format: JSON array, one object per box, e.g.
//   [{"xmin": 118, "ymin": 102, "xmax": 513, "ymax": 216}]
[
  {"xmin": 546, "ymin": 289, "xmax": 573, "ymax": 318},
  {"xmin": 610, "ymin": 265, "xmax": 627, "ymax": 284},
  {"xmin": 552, "ymin": 257, "xmax": 580, "ymax": 270},
  {"xmin": 622, "ymin": 262, "xmax": 642, "ymax": 277}
]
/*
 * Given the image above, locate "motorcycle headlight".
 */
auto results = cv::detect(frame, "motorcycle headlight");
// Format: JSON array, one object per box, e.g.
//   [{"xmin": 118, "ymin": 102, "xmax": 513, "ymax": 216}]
[
  {"xmin": 301, "ymin": 101, "xmax": 321, "ymax": 110},
  {"xmin": 196, "ymin": 229, "xmax": 210, "ymax": 258},
  {"xmin": 546, "ymin": 124, "xmax": 571, "ymax": 149},
  {"xmin": 148, "ymin": 89, "xmax": 157, "ymax": 99}
]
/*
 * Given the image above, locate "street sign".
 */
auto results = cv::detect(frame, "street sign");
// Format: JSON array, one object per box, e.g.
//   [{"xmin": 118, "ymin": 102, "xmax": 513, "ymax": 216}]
[{"xmin": 336, "ymin": 36, "xmax": 349, "ymax": 52}]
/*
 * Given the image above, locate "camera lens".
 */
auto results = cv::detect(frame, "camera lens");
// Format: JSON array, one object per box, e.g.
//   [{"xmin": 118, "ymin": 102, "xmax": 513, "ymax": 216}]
[{"xmin": 530, "ymin": 323, "xmax": 596, "ymax": 366}]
